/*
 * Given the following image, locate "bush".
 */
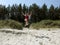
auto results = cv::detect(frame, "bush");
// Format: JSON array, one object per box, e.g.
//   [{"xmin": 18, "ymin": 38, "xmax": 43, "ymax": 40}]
[
  {"xmin": 30, "ymin": 20, "xmax": 60, "ymax": 29},
  {"xmin": 0, "ymin": 20, "xmax": 23, "ymax": 30}
]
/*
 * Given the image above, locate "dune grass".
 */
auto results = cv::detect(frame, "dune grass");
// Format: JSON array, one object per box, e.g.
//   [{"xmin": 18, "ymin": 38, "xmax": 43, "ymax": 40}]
[
  {"xmin": 0, "ymin": 20, "xmax": 23, "ymax": 30},
  {"xmin": 30, "ymin": 20, "xmax": 60, "ymax": 29}
]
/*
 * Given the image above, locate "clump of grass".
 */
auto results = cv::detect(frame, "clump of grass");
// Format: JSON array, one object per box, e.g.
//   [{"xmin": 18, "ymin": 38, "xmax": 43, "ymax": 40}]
[
  {"xmin": 0, "ymin": 20, "xmax": 23, "ymax": 30},
  {"xmin": 30, "ymin": 20, "xmax": 60, "ymax": 29}
]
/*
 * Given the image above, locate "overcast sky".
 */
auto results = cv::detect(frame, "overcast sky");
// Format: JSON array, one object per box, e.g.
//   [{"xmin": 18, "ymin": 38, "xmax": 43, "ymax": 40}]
[{"xmin": 0, "ymin": 0, "xmax": 60, "ymax": 8}]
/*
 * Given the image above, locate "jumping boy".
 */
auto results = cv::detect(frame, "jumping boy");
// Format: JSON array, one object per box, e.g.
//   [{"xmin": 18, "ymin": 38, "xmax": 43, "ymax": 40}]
[{"xmin": 22, "ymin": 11, "xmax": 32, "ymax": 27}]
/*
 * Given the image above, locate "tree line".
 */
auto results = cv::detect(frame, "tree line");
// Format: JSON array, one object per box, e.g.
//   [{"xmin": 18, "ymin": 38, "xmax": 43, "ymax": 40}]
[{"xmin": 0, "ymin": 3, "xmax": 60, "ymax": 23}]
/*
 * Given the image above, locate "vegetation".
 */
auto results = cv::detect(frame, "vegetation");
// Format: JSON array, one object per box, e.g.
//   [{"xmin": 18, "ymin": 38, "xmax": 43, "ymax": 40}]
[
  {"xmin": 0, "ymin": 4, "xmax": 60, "ymax": 23},
  {"xmin": 0, "ymin": 3, "xmax": 60, "ymax": 29},
  {"xmin": 30, "ymin": 20, "xmax": 60, "ymax": 29},
  {"xmin": 0, "ymin": 20, "xmax": 23, "ymax": 29}
]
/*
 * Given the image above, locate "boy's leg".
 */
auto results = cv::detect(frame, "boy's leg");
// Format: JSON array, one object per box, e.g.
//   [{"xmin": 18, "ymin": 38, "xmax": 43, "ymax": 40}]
[
  {"xmin": 26, "ymin": 21, "xmax": 29, "ymax": 25},
  {"xmin": 25, "ymin": 21, "xmax": 28, "ymax": 26}
]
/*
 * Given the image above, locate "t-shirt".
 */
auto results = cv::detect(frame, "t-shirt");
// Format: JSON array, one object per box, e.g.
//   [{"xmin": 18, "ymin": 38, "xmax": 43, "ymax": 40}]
[{"xmin": 25, "ymin": 15, "xmax": 28, "ymax": 19}]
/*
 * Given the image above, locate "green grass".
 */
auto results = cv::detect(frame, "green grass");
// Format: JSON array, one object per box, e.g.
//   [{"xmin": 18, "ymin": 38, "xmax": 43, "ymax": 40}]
[
  {"xmin": 30, "ymin": 20, "xmax": 60, "ymax": 29},
  {"xmin": 0, "ymin": 20, "xmax": 23, "ymax": 30}
]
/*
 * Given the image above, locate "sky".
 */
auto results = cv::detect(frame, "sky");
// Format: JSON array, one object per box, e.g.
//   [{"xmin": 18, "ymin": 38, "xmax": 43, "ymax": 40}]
[{"xmin": 0, "ymin": 0, "xmax": 60, "ymax": 8}]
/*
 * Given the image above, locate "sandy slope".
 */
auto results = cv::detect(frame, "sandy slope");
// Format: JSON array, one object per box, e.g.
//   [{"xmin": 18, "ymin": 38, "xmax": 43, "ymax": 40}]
[{"xmin": 0, "ymin": 28, "xmax": 60, "ymax": 45}]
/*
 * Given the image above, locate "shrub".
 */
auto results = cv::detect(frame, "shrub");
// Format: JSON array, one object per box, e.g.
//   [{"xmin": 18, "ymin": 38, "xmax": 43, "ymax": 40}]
[
  {"xmin": 30, "ymin": 20, "xmax": 60, "ymax": 29},
  {"xmin": 0, "ymin": 20, "xmax": 23, "ymax": 30}
]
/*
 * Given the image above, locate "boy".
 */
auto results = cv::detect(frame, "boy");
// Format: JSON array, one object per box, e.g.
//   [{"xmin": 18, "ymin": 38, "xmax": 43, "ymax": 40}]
[{"xmin": 22, "ymin": 11, "xmax": 32, "ymax": 27}]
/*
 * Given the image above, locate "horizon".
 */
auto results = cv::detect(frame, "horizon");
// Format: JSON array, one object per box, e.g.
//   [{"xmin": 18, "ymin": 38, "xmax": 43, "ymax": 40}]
[{"xmin": 0, "ymin": 0, "xmax": 60, "ymax": 8}]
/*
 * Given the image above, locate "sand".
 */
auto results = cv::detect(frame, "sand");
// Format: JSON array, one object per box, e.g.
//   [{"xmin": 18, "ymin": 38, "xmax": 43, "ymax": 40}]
[{"xmin": 0, "ymin": 28, "xmax": 60, "ymax": 45}]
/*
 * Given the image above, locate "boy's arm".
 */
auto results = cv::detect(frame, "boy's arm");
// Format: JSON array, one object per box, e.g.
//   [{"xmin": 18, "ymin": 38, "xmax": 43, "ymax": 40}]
[
  {"xmin": 22, "ymin": 12, "xmax": 25, "ymax": 15},
  {"xmin": 30, "ymin": 11, "xmax": 32, "ymax": 16}
]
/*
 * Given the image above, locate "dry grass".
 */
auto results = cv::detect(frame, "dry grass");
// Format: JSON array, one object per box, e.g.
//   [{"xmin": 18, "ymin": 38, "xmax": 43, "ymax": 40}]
[
  {"xmin": 0, "ymin": 20, "xmax": 23, "ymax": 30},
  {"xmin": 30, "ymin": 20, "xmax": 60, "ymax": 29}
]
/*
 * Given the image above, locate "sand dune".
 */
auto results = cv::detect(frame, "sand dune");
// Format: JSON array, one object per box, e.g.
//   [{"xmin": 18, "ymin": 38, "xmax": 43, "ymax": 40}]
[{"xmin": 0, "ymin": 28, "xmax": 60, "ymax": 45}]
